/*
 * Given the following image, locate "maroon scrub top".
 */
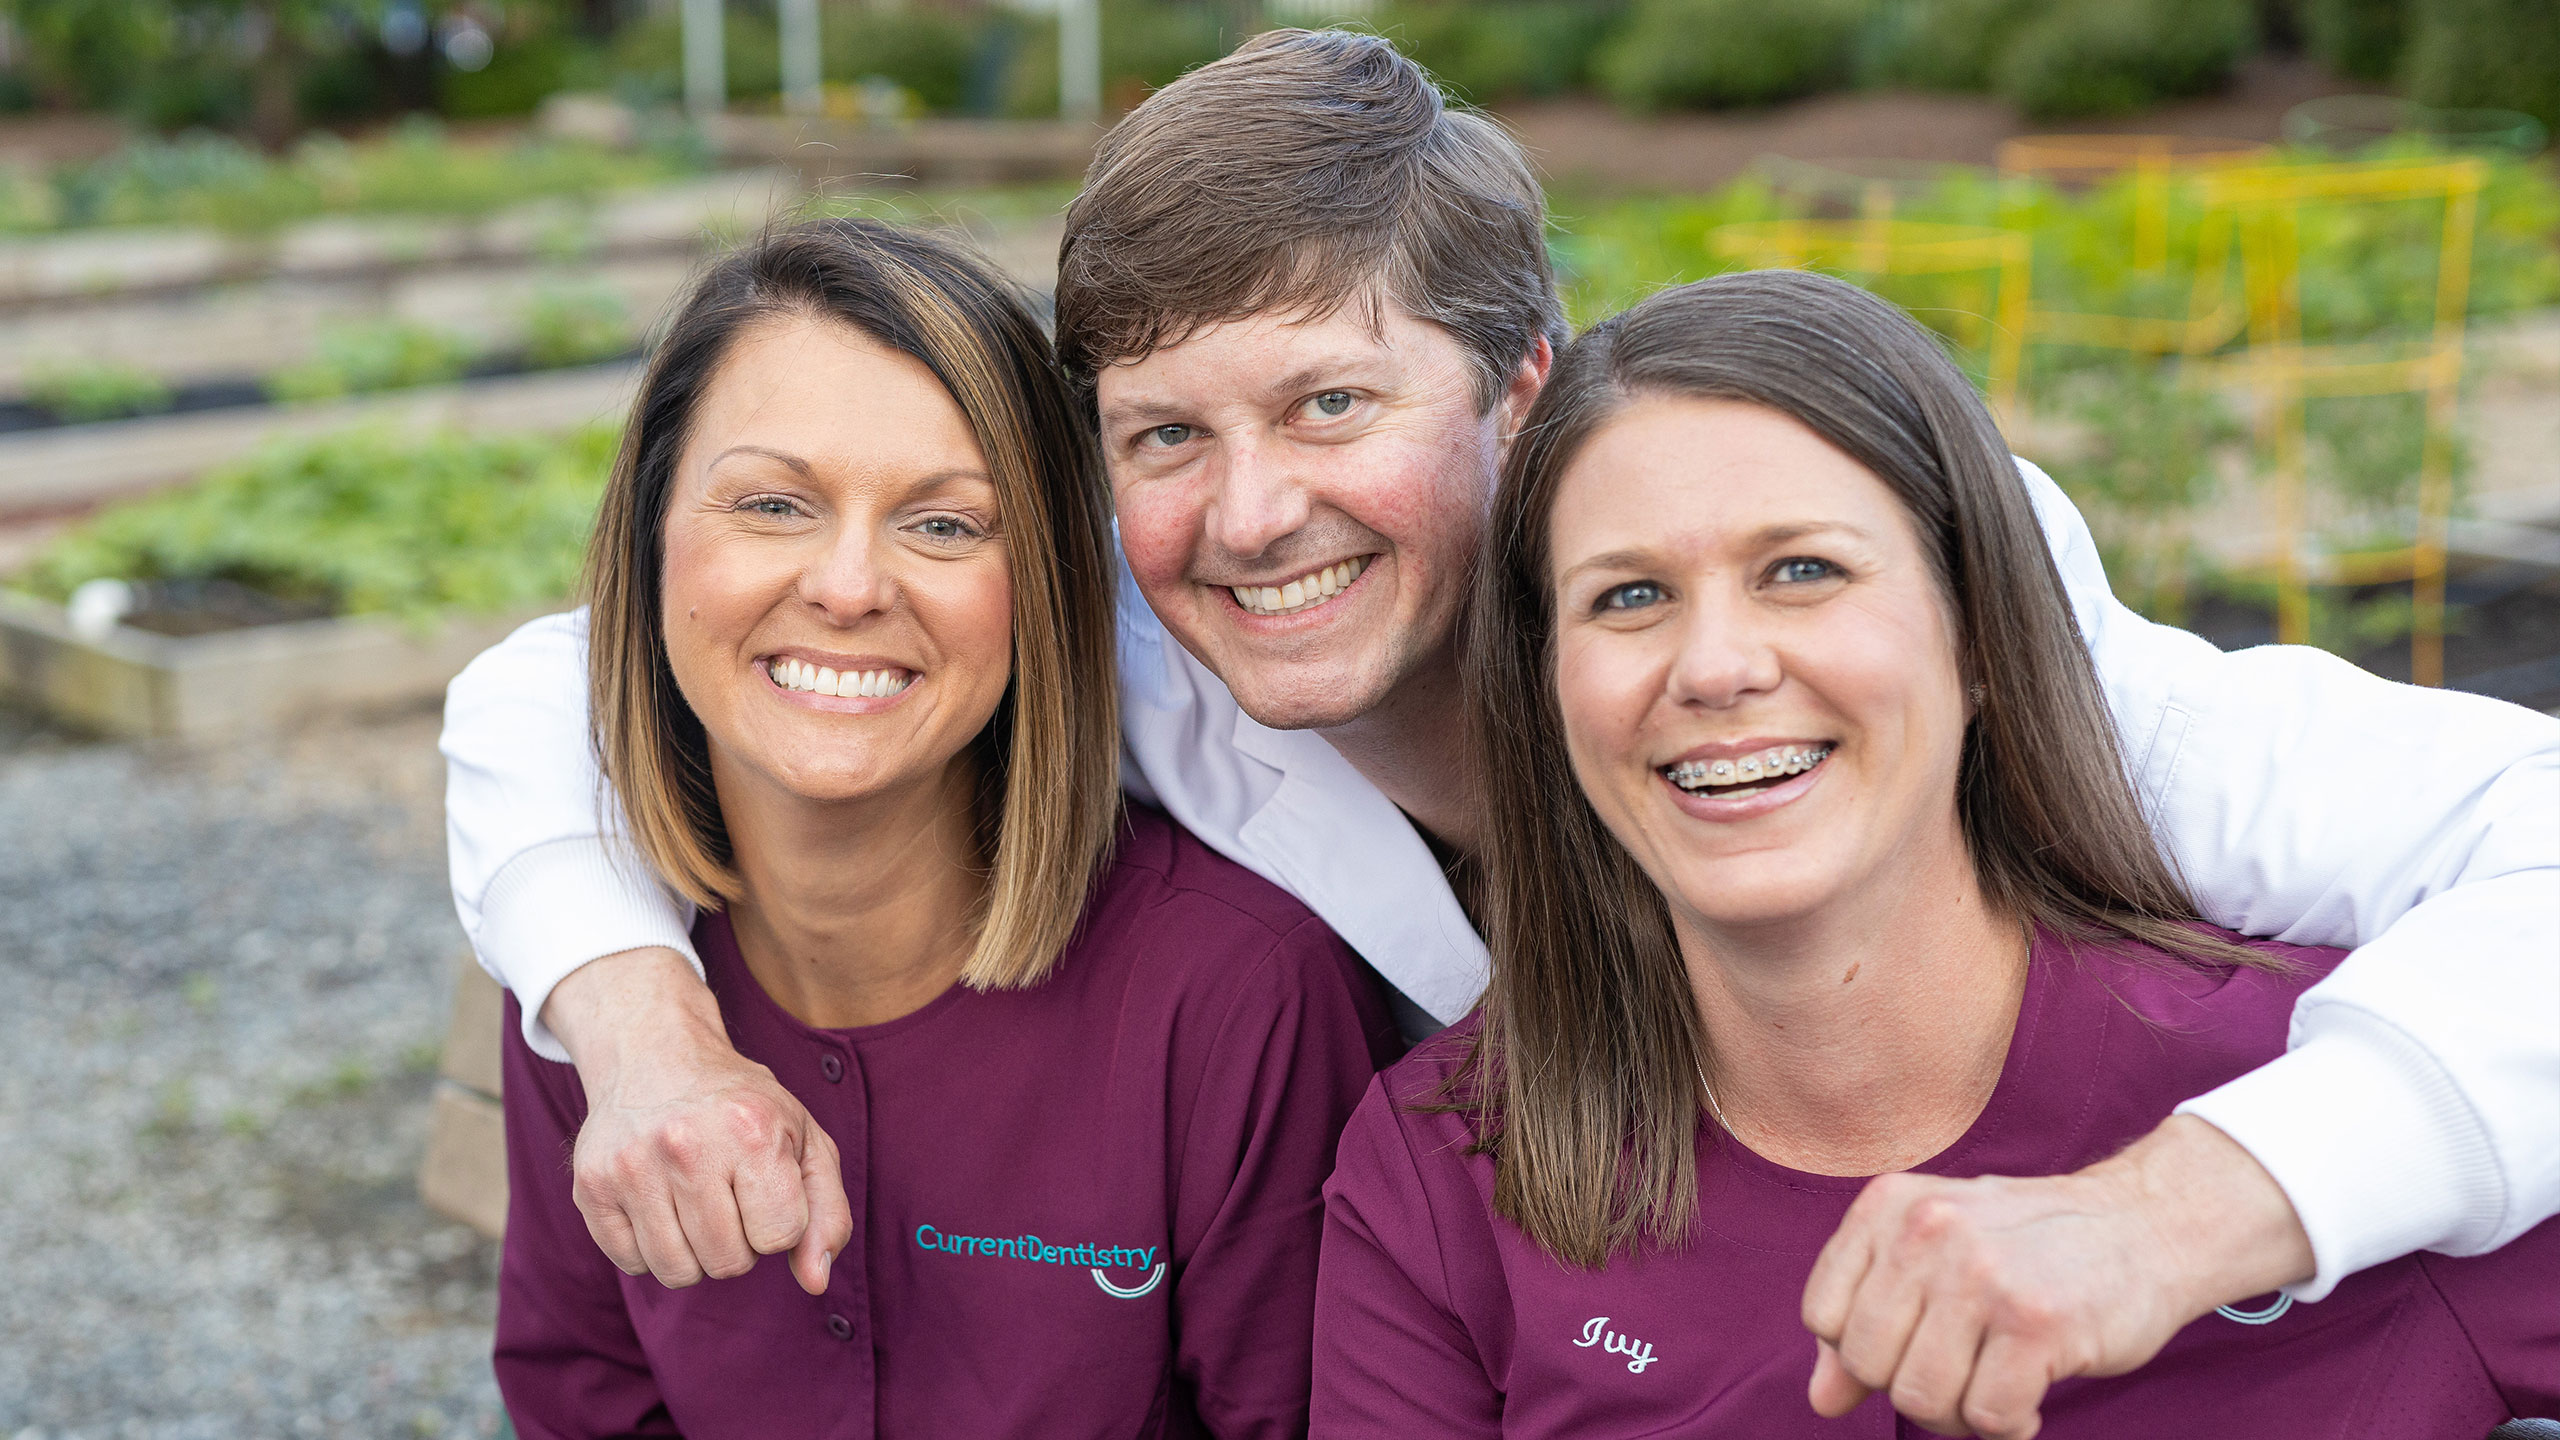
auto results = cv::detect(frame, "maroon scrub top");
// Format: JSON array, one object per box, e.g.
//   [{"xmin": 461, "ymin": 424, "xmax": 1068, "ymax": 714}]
[
  {"xmin": 497, "ymin": 805, "xmax": 1398, "ymax": 1440},
  {"xmin": 1316, "ymin": 928, "xmax": 2560, "ymax": 1438}
]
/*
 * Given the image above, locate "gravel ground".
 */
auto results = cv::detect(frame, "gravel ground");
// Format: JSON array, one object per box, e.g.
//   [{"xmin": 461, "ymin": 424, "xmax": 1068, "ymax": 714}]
[{"xmin": 0, "ymin": 705, "xmax": 505, "ymax": 1440}]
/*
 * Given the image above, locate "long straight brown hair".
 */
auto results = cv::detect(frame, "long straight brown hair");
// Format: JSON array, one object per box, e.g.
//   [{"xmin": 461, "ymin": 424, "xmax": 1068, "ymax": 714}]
[
  {"xmin": 1462, "ymin": 269, "xmax": 2276, "ymax": 1267},
  {"xmin": 584, "ymin": 218, "xmax": 1120, "ymax": 991}
]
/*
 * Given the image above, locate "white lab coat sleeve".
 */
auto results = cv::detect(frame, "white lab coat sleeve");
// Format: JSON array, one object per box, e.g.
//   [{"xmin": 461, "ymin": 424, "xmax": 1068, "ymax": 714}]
[
  {"xmin": 2021, "ymin": 460, "xmax": 2560, "ymax": 1300},
  {"xmin": 440, "ymin": 608, "xmax": 700, "ymax": 1063}
]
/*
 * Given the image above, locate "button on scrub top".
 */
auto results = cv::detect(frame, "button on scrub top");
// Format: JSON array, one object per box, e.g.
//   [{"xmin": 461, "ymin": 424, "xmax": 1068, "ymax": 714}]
[{"xmin": 498, "ymin": 806, "xmax": 1398, "ymax": 1440}]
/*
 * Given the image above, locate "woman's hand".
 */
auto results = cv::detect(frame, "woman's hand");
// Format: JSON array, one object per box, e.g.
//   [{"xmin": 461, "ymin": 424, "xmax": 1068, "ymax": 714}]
[
  {"xmin": 1799, "ymin": 1115, "xmax": 2314, "ymax": 1439},
  {"xmin": 543, "ymin": 947, "xmax": 856, "ymax": 1295}
]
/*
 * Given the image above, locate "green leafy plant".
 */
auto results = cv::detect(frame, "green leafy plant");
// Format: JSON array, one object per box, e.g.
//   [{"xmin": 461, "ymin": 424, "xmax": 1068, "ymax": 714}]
[
  {"xmin": 266, "ymin": 320, "xmax": 475, "ymax": 403},
  {"xmin": 1378, "ymin": 1, "xmax": 1625, "ymax": 101},
  {"xmin": 823, "ymin": 3, "xmax": 983, "ymax": 113},
  {"xmin": 2030, "ymin": 355, "xmax": 2243, "ymax": 624},
  {"xmin": 1596, "ymin": 0, "xmax": 1874, "ymax": 110},
  {"xmin": 519, "ymin": 284, "xmax": 635, "ymax": 370},
  {"xmin": 2301, "ymin": 0, "xmax": 2407, "ymax": 82},
  {"xmin": 2401, "ymin": 0, "xmax": 2560, "ymax": 131},
  {"xmin": 1993, "ymin": 0, "xmax": 2257, "ymax": 119},
  {"xmin": 38, "ymin": 123, "xmax": 698, "ymax": 235},
  {"xmin": 23, "ymin": 359, "xmax": 174, "ymax": 423},
  {"xmin": 1857, "ymin": 0, "xmax": 2041, "ymax": 91},
  {"xmin": 20, "ymin": 424, "xmax": 618, "ymax": 623},
  {"xmin": 1551, "ymin": 142, "xmax": 2560, "ymax": 652}
]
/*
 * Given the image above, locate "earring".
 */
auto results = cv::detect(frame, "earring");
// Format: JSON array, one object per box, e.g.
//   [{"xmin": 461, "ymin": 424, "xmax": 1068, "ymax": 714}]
[{"xmin": 1968, "ymin": 681, "xmax": 1987, "ymax": 705}]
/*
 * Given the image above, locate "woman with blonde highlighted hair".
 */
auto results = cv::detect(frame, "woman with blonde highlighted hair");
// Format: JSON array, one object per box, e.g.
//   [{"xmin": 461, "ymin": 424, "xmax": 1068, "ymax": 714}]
[{"xmin": 491, "ymin": 218, "xmax": 1392, "ymax": 1439}]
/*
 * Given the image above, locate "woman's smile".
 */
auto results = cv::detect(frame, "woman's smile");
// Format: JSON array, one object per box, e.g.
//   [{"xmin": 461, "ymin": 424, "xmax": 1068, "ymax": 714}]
[
  {"xmin": 1657, "ymin": 741, "xmax": 1836, "ymax": 821},
  {"xmin": 761, "ymin": 651, "xmax": 921, "ymax": 710}
]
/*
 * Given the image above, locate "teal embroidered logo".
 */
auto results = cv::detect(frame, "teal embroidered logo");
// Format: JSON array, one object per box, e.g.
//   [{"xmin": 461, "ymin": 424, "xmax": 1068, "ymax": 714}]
[
  {"xmin": 2217, "ymin": 1294, "xmax": 2292, "ymax": 1325},
  {"xmin": 913, "ymin": 1224, "xmax": 1166, "ymax": 1299}
]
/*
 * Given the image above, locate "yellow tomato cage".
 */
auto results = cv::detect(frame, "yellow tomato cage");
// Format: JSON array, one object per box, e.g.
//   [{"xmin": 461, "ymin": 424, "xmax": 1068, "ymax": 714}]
[
  {"xmin": 1995, "ymin": 135, "xmax": 2269, "ymax": 357},
  {"xmin": 1708, "ymin": 219, "xmax": 2033, "ymax": 423},
  {"xmin": 2194, "ymin": 155, "xmax": 2486, "ymax": 686}
]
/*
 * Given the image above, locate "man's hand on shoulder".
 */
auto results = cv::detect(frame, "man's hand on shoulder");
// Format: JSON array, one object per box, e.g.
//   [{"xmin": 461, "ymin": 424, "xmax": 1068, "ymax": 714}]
[
  {"xmin": 1799, "ymin": 1114, "xmax": 2315, "ymax": 1439},
  {"xmin": 542, "ymin": 946, "xmax": 855, "ymax": 1296}
]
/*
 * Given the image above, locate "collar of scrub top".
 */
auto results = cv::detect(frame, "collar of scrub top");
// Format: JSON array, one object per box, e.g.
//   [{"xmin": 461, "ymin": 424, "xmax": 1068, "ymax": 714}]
[{"xmin": 1111, "ymin": 554, "xmax": 1490, "ymax": 1028}]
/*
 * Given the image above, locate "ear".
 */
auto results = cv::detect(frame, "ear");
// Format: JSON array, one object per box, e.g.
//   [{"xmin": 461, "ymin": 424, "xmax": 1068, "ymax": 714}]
[{"xmin": 1494, "ymin": 335, "xmax": 1556, "ymax": 457}]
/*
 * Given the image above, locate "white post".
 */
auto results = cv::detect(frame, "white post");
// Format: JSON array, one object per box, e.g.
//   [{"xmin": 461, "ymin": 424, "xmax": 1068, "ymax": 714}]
[
  {"xmin": 1060, "ymin": 0, "xmax": 1101, "ymax": 124},
  {"xmin": 682, "ymin": 0, "xmax": 726, "ymax": 121},
  {"xmin": 780, "ymin": 0, "xmax": 822, "ymax": 115}
]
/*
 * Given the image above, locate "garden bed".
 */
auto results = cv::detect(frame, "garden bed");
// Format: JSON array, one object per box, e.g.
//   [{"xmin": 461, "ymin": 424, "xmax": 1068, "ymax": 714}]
[
  {"xmin": 0, "ymin": 361, "xmax": 637, "ymax": 519},
  {"xmin": 0, "ymin": 587, "xmax": 538, "ymax": 740},
  {"xmin": 0, "ymin": 167, "xmax": 794, "ymax": 308},
  {"xmin": 0, "ymin": 422, "xmax": 608, "ymax": 737}
]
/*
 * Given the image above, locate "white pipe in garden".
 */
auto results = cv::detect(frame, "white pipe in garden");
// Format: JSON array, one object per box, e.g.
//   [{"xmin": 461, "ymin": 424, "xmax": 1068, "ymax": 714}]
[
  {"xmin": 1061, "ymin": 0, "xmax": 1101, "ymax": 123},
  {"xmin": 682, "ymin": 0, "xmax": 726, "ymax": 119},
  {"xmin": 780, "ymin": 0, "xmax": 823, "ymax": 116}
]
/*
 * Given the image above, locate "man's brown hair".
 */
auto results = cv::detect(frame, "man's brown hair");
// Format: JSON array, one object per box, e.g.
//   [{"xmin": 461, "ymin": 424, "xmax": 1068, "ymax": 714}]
[
  {"xmin": 584, "ymin": 218, "xmax": 1120, "ymax": 991},
  {"xmin": 1055, "ymin": 27, "xmax": 1565, "ymax": 410}
]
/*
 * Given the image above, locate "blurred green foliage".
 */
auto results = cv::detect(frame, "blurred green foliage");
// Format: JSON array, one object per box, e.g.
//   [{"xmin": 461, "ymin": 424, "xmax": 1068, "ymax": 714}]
[
  {"xmin": 1375, "ymin": 1, "xmax": 1623, "ymax": 101},
  {"xmin": 824, "ymin": 6, "xmax": 982, "ymax": 113},
  {"xmin": 0, "ymin": 0, "xmax": 619, "ymax": 133},
  {"xmin": 2035, "ymin": 354, "xmax": 2243, "ymax": 623},
  {"xmin": 2401, "ymin": 0, "xmax": 2560, "ymax": 131},
  {"xmin": 4, "ymin": 121, "xmax": 697, "ymax": 234},
  {"xmin": 2300, "ymin": 0, "xmax": 2407, "ymax": 82},
  {"xmin": 266, "ymin": 318, "xmax": 472, "ymax": 402},
  {"xmin": 1553, "ymin": 144, "xmax": 2559, "ymax": 638},
  {"xmin": 20, "ymin": 424, "xmax": 617, "ymax": 621},
  {"xmin": 991, "ymin": 0, "xmax": 1231, "ymax": 117},
  {"xmin": 1597, "ymin": 0, "xmax": 1872, "ymax": 111},
  {"xmin": 1858, "ymin": 0, "xmax": 2039, "ymax": 91},
  {"xmin": 1993, "ymin": 0, "xmax": 2256, "ymax": 119},
  {"xmin": 518, "ymin": 282, "xmax": 635, "ymax": 370},
  {"xmin": 1560, "ymin": 145, "xmax": 2560, "ymax": 338},
  {"xmin": 2, "ymin": 0, "xmax": 2555, "ymax": 134},
  {"xmin": 23, "ymin": 358, "xmax": 175, "ymax": 422}
]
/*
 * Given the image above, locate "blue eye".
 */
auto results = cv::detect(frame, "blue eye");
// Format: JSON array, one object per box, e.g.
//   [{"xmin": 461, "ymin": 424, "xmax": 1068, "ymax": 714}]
[
  {"xmin": 1146, "ymin": 424, "xmax": 1193, "ymax": 448},
  {"xmin": 1309, "ymin": 391, "xmax": 1353, "ymax": 417},
  {"xmin": 1773, "ymin": 558, "xmax": 1838, "ymax": 584},
  {"xmin": 742, "ymin": 496, "xmax": 800, "ymax": 519},
  {"xmin": 1600, "ymin": 581, "xmax": 1664, "ymax": 612},
  {"xmin": 914, "ymin": 516, "xmax": 978, "ymax": 542}
]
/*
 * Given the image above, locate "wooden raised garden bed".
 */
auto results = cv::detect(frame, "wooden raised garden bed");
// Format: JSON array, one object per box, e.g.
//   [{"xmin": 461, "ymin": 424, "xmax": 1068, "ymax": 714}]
[{"xmin": 0, "ymin": 586, "xmax": 542, "ymax": 740}]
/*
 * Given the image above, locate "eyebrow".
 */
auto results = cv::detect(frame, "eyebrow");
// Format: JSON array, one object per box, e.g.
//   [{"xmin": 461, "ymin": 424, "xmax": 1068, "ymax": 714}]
[
  {"xmin": 1555, "ymin": 520, "xmax": 1879, "ymax": 584},
  {"xmin": 1260, "ymin": 357, "xmax": 1389, "ymax": 401},
  {"xmin": 1096, "ymin": 354, "xmax": 1396, "ymax": 432},
  {"xmin": 708, "ymin": 444, "xmax": 814, "ymax": 478},
  {"xmin": 1096, "ymin": 397, "xmax": 1192, "ymax": 431},
  {"xmin": 706, "ymin": 446, "xmax": 992, "ymax": 494}
]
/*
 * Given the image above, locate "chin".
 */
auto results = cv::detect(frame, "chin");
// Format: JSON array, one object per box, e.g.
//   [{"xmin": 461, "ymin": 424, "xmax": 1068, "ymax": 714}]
[
  {"xmin": 1662, "ymin": 860, "xmax": 1840, "ymax": 934},
  {"xmin": 1215, "ymin": 659, "xmax": 1402, "ymax": 733}
]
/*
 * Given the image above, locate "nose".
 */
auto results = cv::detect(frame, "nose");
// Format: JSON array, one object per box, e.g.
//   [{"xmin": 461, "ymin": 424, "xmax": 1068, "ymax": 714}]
[
  {"xmin": 1665, "ymin": 593, "xmax": 1782, "ymax": 711},
  {"xmin": 1203, "ymin": 432, "xmax": 1313, "ymax": 562},
  {"xmin": 797, "ymin": 525, "xmax": 892, "ymax": 626}
]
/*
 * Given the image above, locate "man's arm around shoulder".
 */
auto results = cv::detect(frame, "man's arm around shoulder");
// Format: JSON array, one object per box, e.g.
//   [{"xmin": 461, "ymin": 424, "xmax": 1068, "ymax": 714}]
[{"xmin": 444, "ymin": 611, "xmax": 852, "ymax": 1293}]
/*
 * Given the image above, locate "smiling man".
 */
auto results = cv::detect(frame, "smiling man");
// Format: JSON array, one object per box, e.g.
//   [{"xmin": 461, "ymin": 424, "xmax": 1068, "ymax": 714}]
[{"xmin": 443, "ymin": 28, "xmax": 2560, "ymax": 1437}]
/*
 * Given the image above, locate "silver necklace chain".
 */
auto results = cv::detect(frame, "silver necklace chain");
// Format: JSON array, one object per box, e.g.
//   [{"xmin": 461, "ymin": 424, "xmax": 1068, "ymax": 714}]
[{"xmin": 1694, "ymin": 1058, "xmax": 1733, "ymax": 1133}]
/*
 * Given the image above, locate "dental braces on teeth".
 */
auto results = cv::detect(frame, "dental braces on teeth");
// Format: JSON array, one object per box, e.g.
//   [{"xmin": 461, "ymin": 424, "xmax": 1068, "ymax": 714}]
[{"xmin": 1663, "ymin": 744, "xmax": 1833, "ymax": 793}]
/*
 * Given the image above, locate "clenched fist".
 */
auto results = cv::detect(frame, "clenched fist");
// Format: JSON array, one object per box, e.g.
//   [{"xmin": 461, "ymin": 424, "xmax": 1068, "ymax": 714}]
[
  {"xmin": 545, "ymin": 947, "xmax": 856, "ymax": 1295},
  {"xmin": 1801, "ymin": 1115, "xmax": 2314, "ymax": 1439}
]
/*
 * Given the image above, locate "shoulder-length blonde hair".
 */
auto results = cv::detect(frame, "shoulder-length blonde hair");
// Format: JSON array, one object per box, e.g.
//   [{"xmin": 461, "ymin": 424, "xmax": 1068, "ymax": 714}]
[
  {"xmin": 584, "ymin": 217, "xmax": 1119, "ymax": 991},
  {"xmin": 1463, "ymin": 269, "xmax": 2279, "ymax": 1267}
]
